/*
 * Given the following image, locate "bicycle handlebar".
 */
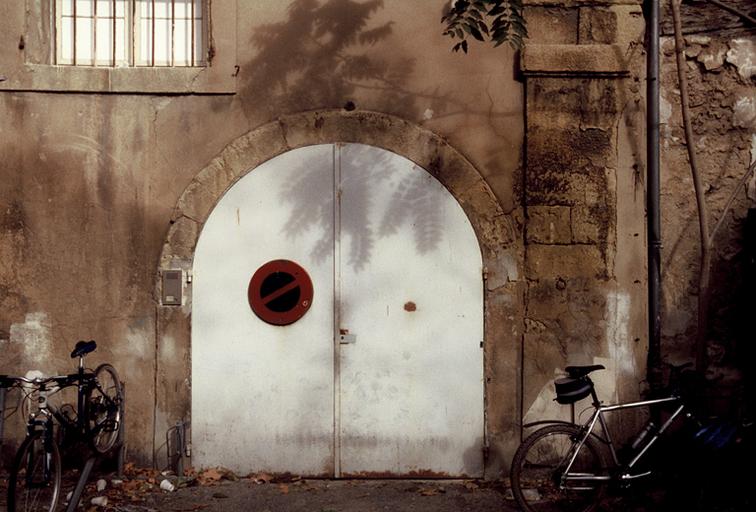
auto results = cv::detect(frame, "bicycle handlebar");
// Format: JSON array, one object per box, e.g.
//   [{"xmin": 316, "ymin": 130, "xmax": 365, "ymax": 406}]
[
  {"xmin": 1, "ymin": 341, "xmax": 99, "ymax": 389},
  {"xmin": 0, "ymin": 375, "xmax": 73, "ymax": 388}
]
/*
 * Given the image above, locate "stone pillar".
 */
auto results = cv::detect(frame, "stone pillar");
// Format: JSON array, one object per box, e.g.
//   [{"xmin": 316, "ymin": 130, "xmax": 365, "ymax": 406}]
[{"xmin": 519, "ymin": 1, "xmax": 647, "ymax": 428}]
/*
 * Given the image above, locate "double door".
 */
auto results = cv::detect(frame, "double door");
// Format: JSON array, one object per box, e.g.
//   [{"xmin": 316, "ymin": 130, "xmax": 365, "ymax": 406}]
[{"xmin": 192, "ymin": 144, "xmax": 484, "ymax": 477}]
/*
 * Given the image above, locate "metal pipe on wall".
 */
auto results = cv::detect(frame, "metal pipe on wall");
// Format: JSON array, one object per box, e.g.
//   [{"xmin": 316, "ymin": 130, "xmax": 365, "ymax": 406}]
[{"xmin": 645, "ymin": 0, "xmax": 662, "ymax": 389}]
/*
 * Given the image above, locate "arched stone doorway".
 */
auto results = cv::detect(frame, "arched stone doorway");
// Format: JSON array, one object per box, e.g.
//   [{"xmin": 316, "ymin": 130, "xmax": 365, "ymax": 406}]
[{"xmin": 155, "ymin": 110, "xmax": 522, "ymax": 478}]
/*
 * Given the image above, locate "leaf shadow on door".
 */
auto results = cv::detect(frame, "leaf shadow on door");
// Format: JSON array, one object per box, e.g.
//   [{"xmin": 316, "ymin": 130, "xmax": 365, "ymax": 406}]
[{"xmin": 279, "ymin": 144, "xmax": 446, "ymax": 271}]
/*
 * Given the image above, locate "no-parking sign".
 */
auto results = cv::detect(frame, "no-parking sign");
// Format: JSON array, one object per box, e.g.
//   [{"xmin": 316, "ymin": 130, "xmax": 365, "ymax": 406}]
[{"xmin": 247, "ymin": 260, "xmax": 313, "ymax": 326}]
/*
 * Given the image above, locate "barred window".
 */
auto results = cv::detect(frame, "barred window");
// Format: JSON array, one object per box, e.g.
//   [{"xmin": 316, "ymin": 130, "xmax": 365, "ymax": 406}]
[{"xmin": 56, "ymin": 0, "xmax": 205, "ymax": 67}]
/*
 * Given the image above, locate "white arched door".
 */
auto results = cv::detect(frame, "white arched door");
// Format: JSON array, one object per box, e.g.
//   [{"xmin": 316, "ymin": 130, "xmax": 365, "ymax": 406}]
[{"xmin": 192, "ymin": 144, "xmax": 484, "ymax": 477}]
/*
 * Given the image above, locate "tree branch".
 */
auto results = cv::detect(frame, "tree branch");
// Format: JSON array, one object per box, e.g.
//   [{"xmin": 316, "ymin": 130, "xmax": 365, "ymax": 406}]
[
  {"xmin": 706, "ymin": 0, "xmax": 756, "ymax": 26},
  {"xmin": 672, "ymin": 0, "xmax": 712, "ymax": 372},
  {"xmin": 710, "ymin": 160, "xmax": 756, "ymax": 243}
]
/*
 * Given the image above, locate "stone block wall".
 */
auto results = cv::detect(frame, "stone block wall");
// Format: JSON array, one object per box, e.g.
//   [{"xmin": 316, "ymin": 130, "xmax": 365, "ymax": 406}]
[{"xmin": 519, "ymin": 1, "xmax": 648, "ymax": 428}]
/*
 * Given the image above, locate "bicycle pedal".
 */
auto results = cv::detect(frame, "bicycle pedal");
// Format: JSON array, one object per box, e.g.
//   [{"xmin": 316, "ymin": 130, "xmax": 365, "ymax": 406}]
[{"xmin": 620, "ymin": 471, "xmax": 651, "ymax": 480}]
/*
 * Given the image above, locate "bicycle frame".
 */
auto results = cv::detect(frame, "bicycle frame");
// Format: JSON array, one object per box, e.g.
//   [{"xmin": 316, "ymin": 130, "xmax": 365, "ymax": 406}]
[
  {"xmin": 562, "ymin": 388, "xmax": 689, "ymax": 485},
  {"xmin": 6, "ymin": 341, "xmax": 124, "ymax": 512}
]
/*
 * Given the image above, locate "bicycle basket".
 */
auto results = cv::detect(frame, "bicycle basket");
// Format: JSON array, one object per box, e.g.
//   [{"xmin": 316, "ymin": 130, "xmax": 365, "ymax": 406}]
[{"xmin": 554, "ymin": 377, "xmax": 593, "ymax": 404}]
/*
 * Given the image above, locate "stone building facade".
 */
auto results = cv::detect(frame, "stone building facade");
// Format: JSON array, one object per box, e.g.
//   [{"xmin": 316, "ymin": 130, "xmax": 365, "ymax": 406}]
[
  {"xmin": 658, "ymin": 2, "xmax": 755, "ymax": 413},
  {"xmin": 3, "ymin": 0, "xmax": 744, "ymax": 478}
]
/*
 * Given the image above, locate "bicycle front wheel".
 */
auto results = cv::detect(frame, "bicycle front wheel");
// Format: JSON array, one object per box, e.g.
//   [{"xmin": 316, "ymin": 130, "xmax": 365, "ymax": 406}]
[
  {"xmin": 510, "ymin": 423, "xmax": 606, "ymax": 512},
  {"xmin": 87, "ymin": 363, "xmax": 124, "ymax": 454},
  {"xmin": 8, "ymin": 431, "xmax": 62, "ymax": 512}
]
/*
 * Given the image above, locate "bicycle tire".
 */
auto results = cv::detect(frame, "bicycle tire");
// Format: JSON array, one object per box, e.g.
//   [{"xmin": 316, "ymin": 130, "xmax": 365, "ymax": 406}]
[
  {"xmin": 510, "ymin": 423, "xmax": 606, "ymax": 512},
  {"xmin": 86, "ymin": 363, "xmax": 124, "ymax": 454},
  {"xmin": 8, "ymin": 431, "xmax": 62, "ymax": 512}
]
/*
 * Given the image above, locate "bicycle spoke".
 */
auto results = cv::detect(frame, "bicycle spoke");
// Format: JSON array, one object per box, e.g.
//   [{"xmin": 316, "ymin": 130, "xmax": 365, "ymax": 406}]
[
  {"xmin": 9, "ymin": 431, "xmax": 61, "ymax": 512},
  {"xmin": 511, "ymin": 424, "xmax": 606, "ymax": 512},
  {"xmin": 87, "ymin": 364, "xmax": 123, "ymax": 453}
]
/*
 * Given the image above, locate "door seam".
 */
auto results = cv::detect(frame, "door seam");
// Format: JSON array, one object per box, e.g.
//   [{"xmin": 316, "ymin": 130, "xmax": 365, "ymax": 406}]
[{"xmin": 332, "ymin": 143, "xmax": 342, "ymax": 478}]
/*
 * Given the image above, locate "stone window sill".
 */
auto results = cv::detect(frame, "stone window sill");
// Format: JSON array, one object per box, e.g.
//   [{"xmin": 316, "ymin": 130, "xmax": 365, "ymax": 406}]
[
  {"xmin": 1, "ymin": 64, "xmax": 236, "ymax": 94},
  {"xmin": 0, "ymin": 0, "xmax": 236, "ymax": 95}
]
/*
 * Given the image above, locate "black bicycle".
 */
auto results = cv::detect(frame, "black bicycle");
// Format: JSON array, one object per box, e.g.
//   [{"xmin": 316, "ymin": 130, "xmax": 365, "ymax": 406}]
[
  {"xmin": 508, "ymin": 363, "xmax": 747, "ymax": 512},
  {"xmin": 0, "ymin": 340, "xmax": 123, "ymax": 512}
]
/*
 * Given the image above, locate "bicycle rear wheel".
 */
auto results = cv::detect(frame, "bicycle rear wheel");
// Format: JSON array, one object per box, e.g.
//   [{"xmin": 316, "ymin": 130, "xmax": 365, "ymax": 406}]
[
  {"xmin": 8, "ymin": 431, "xmax": 62, "ymax": 512},
  {"xmin": 510, "ymin": 423, "xmax": 606, "ymax": 512},
  {"xmin": 87, "ymin": 363, "xmax": 124, "ymax": 454}
]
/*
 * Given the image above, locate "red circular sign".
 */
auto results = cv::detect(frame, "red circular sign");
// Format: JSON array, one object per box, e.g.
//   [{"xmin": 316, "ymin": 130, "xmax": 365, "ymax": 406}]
[{"xmin": 248, "ymin": 260, "xmax": 314, "ymax": 325}]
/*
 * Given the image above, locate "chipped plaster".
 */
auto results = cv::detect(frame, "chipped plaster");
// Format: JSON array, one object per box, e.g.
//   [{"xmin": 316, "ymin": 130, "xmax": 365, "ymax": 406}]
[{"xmin": 8, "ymin": 312, "xmax": 52, "ymax": 368}]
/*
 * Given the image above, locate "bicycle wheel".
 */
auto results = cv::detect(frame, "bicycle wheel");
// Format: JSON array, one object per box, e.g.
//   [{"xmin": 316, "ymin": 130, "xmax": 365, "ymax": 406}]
[
  {"xmin": 511, "ymin": 423, "xmax": 606, "ymax": 512},
  {"xmin": 87, "ymin": 363, "xmax": 123, "ymax": 454},
  {"xmin": 8, "ymin": 431, "xmax": 62, "ymax": 512}
]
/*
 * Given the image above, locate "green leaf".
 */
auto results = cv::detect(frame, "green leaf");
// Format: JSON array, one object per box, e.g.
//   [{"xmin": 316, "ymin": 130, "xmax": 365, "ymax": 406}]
[
  {"xmin": 452, "ymin": 40, "xmax": 469, "ymax": 53},
  {"xmin": 467, "ymin": 23, "xmax": 485, "ymax": 41},
  {"xmin": 491, "ymin": 16, "xmax": 506, "ymax": 30},
  {"xmin": 442, "ymin": 0, "xmax": 528, "ymax": 52},
  {"xmin": 492, "ymin": 27, "xmax": 509, "ymax": 40}
]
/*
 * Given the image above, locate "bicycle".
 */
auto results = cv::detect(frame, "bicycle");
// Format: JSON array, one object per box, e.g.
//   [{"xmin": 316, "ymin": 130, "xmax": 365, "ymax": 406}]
[
  {"xmin": 509, "ymin": 363, "xmax": 717, "ymax": 512},
  {"xmin": 0, "ymin": 340, "xmax": 124, "ymax": 512}
]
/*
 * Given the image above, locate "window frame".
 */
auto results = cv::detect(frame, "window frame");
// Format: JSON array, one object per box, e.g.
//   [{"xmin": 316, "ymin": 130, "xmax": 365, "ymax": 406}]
[
  {"xmin": 1, "ymin": 0, "xmax": 236, "ymax": 94},
  {"xmin": 131, "ymin": 0, "xmax": 207, "ymax": 67},
  {"xmin": 54, "ymin": 0, "xmax": 207, "ymax": 68}
]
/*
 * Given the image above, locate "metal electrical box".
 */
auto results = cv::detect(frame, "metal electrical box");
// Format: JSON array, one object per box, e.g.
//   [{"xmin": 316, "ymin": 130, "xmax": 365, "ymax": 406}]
[{"xmin": 162, "ymin": 270, "xmax": 183, "ymax": 305}]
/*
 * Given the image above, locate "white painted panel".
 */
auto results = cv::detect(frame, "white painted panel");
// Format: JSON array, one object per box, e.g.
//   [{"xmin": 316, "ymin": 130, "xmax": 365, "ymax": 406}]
[
  {"xmin": 192, "ymin": 145, "xmax": 335, "ymax": 476},
  {"xmin": 338, "ymin": 144, "xmax": 485, "ymax": 477}
]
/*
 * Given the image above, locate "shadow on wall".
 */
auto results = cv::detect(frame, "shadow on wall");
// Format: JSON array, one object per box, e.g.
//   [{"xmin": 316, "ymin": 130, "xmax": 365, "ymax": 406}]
[
  {"xmin": 240, "ymin": 0, "xmax": 521, "ymax": 267},
  {"xmin": 279, "ymin": 144, "xmax": 446, "ymax": 271},
  {"xmin": 241, "ymin": 0, "xmax": 419, "ymax": 118}
]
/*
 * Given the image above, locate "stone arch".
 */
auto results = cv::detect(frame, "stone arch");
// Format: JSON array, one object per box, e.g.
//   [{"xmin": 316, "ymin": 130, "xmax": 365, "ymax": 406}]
[{"xmin": 155, "ymin": 109, "xmax": 523, "ymax": 477}]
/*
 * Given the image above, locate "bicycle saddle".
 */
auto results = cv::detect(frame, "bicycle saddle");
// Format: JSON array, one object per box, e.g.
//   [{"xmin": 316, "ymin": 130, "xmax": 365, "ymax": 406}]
[
  {"xmin": 565, "ymin": 364, "xmax": 605, "ymax": 378},
  {"xmin": 71, "ymin": 340, "xmax": 97, "ymax": 358}
]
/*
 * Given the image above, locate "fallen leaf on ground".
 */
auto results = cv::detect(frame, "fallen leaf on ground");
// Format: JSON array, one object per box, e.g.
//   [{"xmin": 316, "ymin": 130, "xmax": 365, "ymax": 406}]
[
  {"xmin": 419, "ymin": 487, "xmax": 444, "ymax": 496},
  {"xmin": 278, "ymin": 484, "xmax": 290, "ymax": 494},
  {"xmin": 197, "ymin": 467, "xmax": 236, "ymax": 486},
  {"xmin": 248, "ymin": 472, "xmax": 273, "ymax": 484}
]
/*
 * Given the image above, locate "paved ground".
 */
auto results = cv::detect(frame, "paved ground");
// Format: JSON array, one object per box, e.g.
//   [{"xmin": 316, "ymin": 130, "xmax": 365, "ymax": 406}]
[
  {"xmin": 130, "ymin": 479, "xmax": 518, "ymax": 512},
  {"xmin": 0, "ymin": 465, "xmax": 750, "ymax": 511},
  {"xmin": 0, "ymin": 472, "xmax": 517, "ymax": 512}
]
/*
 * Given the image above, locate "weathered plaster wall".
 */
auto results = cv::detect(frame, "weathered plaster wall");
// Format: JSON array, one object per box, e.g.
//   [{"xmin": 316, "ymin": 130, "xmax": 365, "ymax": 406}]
[
  {"xmin": 0, "ymin": 0, "xmax": 524, "ymax": 469},
  {"xmin": 658, "ymin": 3, "xmax": 754, "ymax": 411},
  {"xmin": 1, "ymin": 0, "xmax": 650, "ymax": 475}
]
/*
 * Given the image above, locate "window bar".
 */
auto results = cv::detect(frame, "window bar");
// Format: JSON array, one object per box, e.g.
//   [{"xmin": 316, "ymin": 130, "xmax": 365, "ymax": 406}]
[
  {"xmin": 130, "ymin": 0, "xmax": 135, "ymax": 66},
  {"xmin": 73, "ymin": 0, "xmax": 77, "ymax": 65},
  {"xmin": 52, "ymin": 0, "xmax": 57, "ymax": 64},
  {"xmin": 93, "ymin": 0, "xmax": 97, "ymax": 66},
  {"xmin": 151, "ymin": 0, "xmax": 156, "ymax": 66},
  {"xmin": 190, "ymin": 0, "xmax": 195, "ymax": 66},
  {"xmin": 112, "ymin": 0, "xmax": 117, "ymax": 65},
  {"xmin": 171, "ymin": 0, "xmax": 175, "ymax": 66}
]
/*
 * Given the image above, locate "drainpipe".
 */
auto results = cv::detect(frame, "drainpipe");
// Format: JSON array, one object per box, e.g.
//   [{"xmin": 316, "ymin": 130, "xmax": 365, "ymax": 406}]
[{"xmin": 645, "ymin": 0, "xmax": 662, "ymax": 391}]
